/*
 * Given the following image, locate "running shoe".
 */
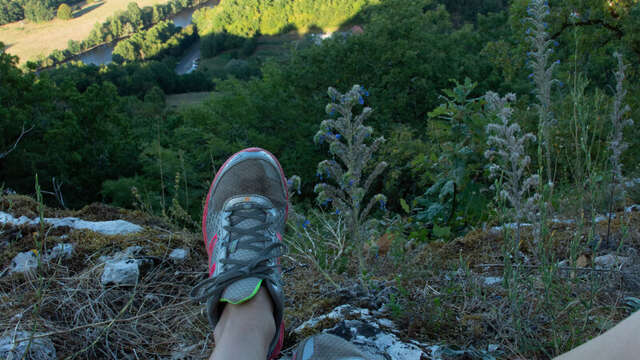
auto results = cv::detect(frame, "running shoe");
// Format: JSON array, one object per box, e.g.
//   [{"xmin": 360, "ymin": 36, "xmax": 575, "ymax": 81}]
[{"xmin": 190, "ymin": 147, "xmax": 288, "ymax": 360}]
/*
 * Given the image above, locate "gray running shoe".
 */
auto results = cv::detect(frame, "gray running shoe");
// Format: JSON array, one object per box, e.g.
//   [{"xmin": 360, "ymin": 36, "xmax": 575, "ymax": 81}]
[
  {"xmin": 190, "ymin": 147, "xmax": 288, "ymax": 360},
  {"xmin": 293, "ymin": 334, "xmax": 365, "ymax": 360}
]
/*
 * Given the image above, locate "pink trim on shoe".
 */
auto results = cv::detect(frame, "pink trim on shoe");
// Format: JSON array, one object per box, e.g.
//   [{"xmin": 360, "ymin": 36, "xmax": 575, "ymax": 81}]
[{"xmin": 268, "ymin": 321, "xmax": 285, "ymax": 360}]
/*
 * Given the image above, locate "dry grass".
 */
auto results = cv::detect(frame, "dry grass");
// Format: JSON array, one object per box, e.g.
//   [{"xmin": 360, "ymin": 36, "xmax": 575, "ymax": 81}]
[
  {"xmin": 1, "ymin": 197, "xmax": 639, "ymax": 359},
  {"xmin": 0, "ymin": 0, "xmax": 169, "ymax": 64}
]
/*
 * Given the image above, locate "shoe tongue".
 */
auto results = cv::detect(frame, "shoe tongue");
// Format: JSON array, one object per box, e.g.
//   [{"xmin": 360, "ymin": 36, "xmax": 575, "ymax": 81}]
[
  {"xmin": 221, "ymin": 200, "xmax": 268, "ymax": 304},
  {"xmin": 221, "ymin": 278, "xmax": 263, "ymax": 304}
]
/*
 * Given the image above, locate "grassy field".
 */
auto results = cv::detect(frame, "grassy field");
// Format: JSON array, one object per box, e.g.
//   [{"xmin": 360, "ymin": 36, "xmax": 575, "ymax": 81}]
[
  {"xmin": 166, "ymin": 91, "xmax": 216, "ymax": 108},
  {"xmin": 197, "ymin": 32, "xmax": 299, "ymax": 78},
  {"xmin": 0, "ymin": 0, "xmax": 169, "ymax": 64}
]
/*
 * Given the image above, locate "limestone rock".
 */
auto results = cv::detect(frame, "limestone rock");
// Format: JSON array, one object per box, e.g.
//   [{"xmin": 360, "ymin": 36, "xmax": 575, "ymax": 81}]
[
  {"xmin": 45, "ymin": 243, "xmax": 74, "ymax": 261},
  {"xmin": 9, "ymin": 251, "xmax": 38, "ymax": 275},
  {"xmin": 169, "ymin": 248, "xmax": 190, "ymax": 263},
  {"xmin": 294, "ymin": 304, "xmax": 428, "ymax": 360},
  {"xmin": 594, "ymin": 254, "xmax": 628, "ymax": 269},
  {"xmin": 101, "ymin": 259, "xmax": 141, "ymax": 286},
  {"xmin": 0, "ymin": 331, "xmax": 56, "ymax": 360},
  {"xmin": 0, "ymin": 211, "xmax": 142, "ymax": 235}
]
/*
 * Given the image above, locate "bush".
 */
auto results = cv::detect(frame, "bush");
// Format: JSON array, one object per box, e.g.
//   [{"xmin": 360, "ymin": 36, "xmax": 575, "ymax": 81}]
[
  {"xmin": 241, "ymin": 36, "xmax": 258, "ymax": 57},
  {"xmin": 24, "ymin": 0, "xmax": 56, "ymax": 23},
  {"xmin": 57, "ymin": 3, "xmax": 72, "ymax": 20}
]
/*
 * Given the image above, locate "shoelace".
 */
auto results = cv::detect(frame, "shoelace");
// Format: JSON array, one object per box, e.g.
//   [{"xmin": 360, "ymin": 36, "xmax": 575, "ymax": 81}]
[{"xmin": 190, "ymin": 205, "xmax": 285, "ymax": 326}]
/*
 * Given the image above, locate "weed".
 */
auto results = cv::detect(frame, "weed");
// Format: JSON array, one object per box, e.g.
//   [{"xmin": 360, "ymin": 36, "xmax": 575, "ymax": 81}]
[
  {"xmin": 484, "ymin": 91, "xmax": 539, "ymax": 250},
  {"xmin": 605, "ymin": 52, "xmax": 633, "ymax": 244},
  {"xmin": 524, "ymin": 0, "xmax": 561, "ymax": 189},
  {"xmin": 313, "ymin": 85, "xmax": 387, "ymax": 291}
]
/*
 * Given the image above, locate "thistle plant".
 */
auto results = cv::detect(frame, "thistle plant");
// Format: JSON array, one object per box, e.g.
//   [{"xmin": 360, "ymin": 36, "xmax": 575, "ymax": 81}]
[
  {"xmin": 605, "ymin": 52, "xmax": 633, "ymax": 242},
  {"xmin": 314, "ymin": 85, "xmax": 387, "ymax": 289},
  {"xmin": 524, "ymin": 0, "xmax": 561, "ymax": 189},
  {"xmin": 484, "ymin": 92, "xmax": 539, "ymax": 250}
]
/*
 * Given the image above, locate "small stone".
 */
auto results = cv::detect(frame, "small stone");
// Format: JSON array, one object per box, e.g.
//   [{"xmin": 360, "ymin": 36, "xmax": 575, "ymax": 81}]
[
  {"xmin": 123, "ymin": 246, "xmax": 144, "ymax": 257},
  {"xmin": 594, "ymin": 254, "xmax": 628, "ymax": 269},
  {"xmin": 101, "ymin": 259, "xmax": 141, "ymax": 286},
  {"xmin": 169, "ymin": 248, "xmax": 190, "ymax": 263},
  {"xmin": 45, "ymin": 243, "xmax": 74, "ymax": 261},
  {"xmin": 9, "ymin": 251, "xmax": 39, "ymax": 275},
  {"xmin": 483, "ymin": 277, "xmax": 503, "ymax": 286},
  {"xmin": 0, "ymin": 331, "xmax": 56, "ymax": 360}
]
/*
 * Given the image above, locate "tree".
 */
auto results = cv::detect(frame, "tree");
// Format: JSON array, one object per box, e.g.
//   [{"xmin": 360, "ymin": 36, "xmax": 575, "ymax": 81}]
[
  {"xmin": 57, "ymin": 3, "xmax": 72, "ymax": 20},
  {"xmin": 0, "ymin": 0, "xmax": 25, "ymax": 25},
  {"xmin": 24, "ymin": 0, "xmax": 56, "ymax": 23},
  {"xmin": 127, "ymin": 2, "xmax": 143, "ymax": 30}
]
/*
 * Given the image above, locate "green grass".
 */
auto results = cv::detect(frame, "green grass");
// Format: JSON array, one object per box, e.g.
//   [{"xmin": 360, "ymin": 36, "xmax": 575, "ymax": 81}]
[
  {"xmin": 165, "ymin": 92, "xmax": 216, "ymax": 108},
  {"xmin": 197, "ymin": 32, "xmax": 295, "ymax": 78}
]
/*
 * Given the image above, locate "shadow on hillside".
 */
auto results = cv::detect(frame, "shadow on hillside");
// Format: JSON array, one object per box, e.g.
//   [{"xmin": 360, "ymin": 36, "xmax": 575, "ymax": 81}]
[{"xmin": 73, "ymin": 1, "xmax": 105, "ymax": 19}]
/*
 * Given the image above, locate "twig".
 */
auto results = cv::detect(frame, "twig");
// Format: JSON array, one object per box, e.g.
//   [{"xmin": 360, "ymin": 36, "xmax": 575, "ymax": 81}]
[
  {"xmin": 0, "ymin": 124, "xmax": 34, "ymax": 160},
  {"xmin": 13, "ymin": 299, "xmax": 191, "ymax": 343},
  {"xmin": 476, "ymin": 263, "xmax": 632, "ymax": 274}
]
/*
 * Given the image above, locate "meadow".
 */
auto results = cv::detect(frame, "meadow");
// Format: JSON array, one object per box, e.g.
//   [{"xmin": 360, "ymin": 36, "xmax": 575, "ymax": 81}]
[{"xmin": 0, "ymin": 0, "xmax": 168, "ymax": 63}]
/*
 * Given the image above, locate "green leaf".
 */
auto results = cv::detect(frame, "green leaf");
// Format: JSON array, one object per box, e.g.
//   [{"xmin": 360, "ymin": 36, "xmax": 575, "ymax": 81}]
[
  {"xmin": 433, "ymin": 224, "xmax": 451, "ymax": 238},
  {"xmin": 400, "ymin": 198, "xmax": 411, "ymax": 214}
]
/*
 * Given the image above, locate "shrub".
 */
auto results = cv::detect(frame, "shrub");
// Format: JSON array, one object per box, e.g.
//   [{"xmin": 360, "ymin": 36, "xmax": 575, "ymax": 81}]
[{"xmin": 57, "ymin": 3, "xmax": 72, "ymax": 20}]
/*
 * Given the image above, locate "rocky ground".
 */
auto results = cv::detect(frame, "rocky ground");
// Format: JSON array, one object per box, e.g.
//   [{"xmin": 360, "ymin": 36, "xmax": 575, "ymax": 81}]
[{"xmin": 1, "ymin": 194, "xmax": 639, "ymax": 359}]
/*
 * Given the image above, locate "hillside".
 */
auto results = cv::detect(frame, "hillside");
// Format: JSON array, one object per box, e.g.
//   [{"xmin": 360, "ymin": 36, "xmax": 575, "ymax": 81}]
[{"xmin": 1, "ymin": 193, "xmax": 639, "ymax": 358}]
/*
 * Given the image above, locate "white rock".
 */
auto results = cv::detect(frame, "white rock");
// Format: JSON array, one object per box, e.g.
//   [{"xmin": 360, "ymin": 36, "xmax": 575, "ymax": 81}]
[
  {"xmin": 625, "ymin": 204, "xmax": 640, "ymax": 213},
  {"xmin": 45, "ymin": 243, "xmax": 74, "ymax": 261},
  {"xmin": 0, "ymin": 331, "xmax": 56, "ymax": 360},
  {"xmin": 594, "ymin": 254, "xmax": 628, "ymax": 269},
  {"xmin": 101, "ymin": 259, "xmax": 141, "ymax": 286},
  {"xmin": 9, "ymin": 251, "xmax": 39, "ymax": 274},
  {"xmin": 0, "ymin": 211, "xmax": 143, "ymax": 235},
  {"xmin": 123, "ymin": 246, "xmax": 144, "ymax": 257},
  {"xmin": 490, "ymin": 223, "xmax": 532, "ymax": 234},
  {"xmin": 326, "ymin": 319, "xmax": 426, "ymax": 360},
  {"xmin": 551, "ymin": 218, "xmax": 575, "ymax": 225},
  {"xmin": 294, "ymin": 304, "xmax": 370, "ymax": 334},
  {"xmin": 294, "ymin": 304, "xmax": 430, "ymax": 360},
  {"xmin": 483, "ymin": 277, "xmax": 503, "ymax": 286},
  {"xmin": 595, "ymin": 213, "xmax": 615, "ymax": 223},
  {"xmin": 169, "ymin": 248, "xmax": 190, "ymax": 263}
]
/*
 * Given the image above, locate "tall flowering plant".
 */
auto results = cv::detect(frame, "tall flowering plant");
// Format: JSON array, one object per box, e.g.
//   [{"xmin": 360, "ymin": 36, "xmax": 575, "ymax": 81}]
[{"xmin": 313, "ymin": 85, "xmax": 387, "ymax": 288}]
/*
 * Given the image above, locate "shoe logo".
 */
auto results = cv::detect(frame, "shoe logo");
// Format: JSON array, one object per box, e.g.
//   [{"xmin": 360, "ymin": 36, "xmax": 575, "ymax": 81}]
[{"xmin": 207, "ymin": 234, "xmax": 218, "ymax": 255}]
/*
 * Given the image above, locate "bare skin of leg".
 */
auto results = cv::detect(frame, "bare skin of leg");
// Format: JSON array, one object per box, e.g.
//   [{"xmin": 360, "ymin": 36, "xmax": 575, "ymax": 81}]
[
  {"xmin": 555, "ymin": 310, "xmax": 640, "ymax": 360},
  {"xmin": 210, "ymin": 286, "xmax": 276, "ymax": 360}
]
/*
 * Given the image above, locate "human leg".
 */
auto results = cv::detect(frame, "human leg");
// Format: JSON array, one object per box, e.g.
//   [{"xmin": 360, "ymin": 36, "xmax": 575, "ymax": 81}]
[{"xmin": 210, "ymin": 286, "xmax": 276, "ymax": 360}]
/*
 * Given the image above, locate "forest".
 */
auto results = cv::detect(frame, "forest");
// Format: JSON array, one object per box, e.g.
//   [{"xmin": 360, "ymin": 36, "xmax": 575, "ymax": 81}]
[{"xmin": 2, "ymin": 0, "xmax": 638, "ymax": 220}]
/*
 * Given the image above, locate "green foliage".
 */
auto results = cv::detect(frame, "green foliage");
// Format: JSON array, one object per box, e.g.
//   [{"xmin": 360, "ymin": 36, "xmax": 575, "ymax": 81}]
[
  {"xmin": 0, "ymin": 0, "xmax": 25, "ymax": 25},
  {"xmin": 30, "ymin": 0, "xmax": 209, "ymax": 68},
  {"xmin": 413, "ymin": 79, "xmax": 492, "ymax": 238},
  {"xmin": 57, "ymin": 3, "xmax": 72, "ymax": 20},
  {"xmin": 113, "ymin": 22, "xmax": 197, "ymax": 62},
  {"xmin": 194, "ymin": 0, "xmax": 381, "ymax": 37},
  {"xmin": 24, "ymin": 0, "xmax": 56, "ymax": 23}
]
